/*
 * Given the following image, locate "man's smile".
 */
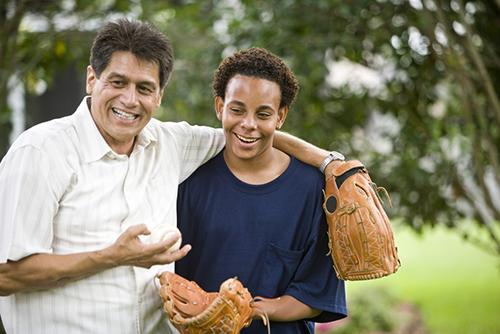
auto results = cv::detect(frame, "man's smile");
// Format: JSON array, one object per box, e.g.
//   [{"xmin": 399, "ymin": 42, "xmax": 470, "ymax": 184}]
[{"xmin": 112, "ymin": 107, "xmax": 139, "ymax": 120}]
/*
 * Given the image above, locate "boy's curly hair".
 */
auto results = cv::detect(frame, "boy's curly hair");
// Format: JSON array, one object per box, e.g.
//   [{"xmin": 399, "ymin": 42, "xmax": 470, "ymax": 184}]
[{"xmin": 212, "ymin": 48, "xmax": 299, "ymax": 109}]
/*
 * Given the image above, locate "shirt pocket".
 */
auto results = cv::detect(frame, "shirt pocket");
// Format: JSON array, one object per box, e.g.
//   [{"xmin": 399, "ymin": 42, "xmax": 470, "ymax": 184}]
[{"xmin": 259, "ymin": 243, "xmax": 305, "ymax": 297}]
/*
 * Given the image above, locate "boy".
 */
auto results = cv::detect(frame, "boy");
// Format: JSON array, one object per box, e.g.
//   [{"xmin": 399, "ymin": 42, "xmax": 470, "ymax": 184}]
[{"xmin": 176, "ymin": 48, "xmax": 347, "ymax": 333}]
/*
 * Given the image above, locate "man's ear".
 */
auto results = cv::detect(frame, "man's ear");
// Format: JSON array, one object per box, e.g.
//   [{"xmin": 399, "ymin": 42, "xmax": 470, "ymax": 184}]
[
  {"xmin": 157, "ymin": 88, "xmax": 165, "ymax": 107},
  {"xmin": 86, "ymin": 65, "xmax": 96, "ymax": 95},
  {"xmin": 276, "ymin": 106, "xmax": 289, "ymax": 129},
  {"xmin": 214, "ymin": 96, "xmax": 224, "ymax": 121}
]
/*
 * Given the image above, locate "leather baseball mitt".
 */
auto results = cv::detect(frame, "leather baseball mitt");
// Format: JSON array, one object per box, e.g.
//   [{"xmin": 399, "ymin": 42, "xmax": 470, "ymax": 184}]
[
  {"xmin": 157, "ymin": 272, "xmax": 256, "ymax": 334},
  {"xmin": 323, "ymin": 160, "xmax": 400, "ymax": 280}
]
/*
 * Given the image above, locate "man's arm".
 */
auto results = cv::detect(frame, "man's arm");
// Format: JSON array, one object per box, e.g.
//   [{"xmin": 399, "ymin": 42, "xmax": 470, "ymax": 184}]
[
  {"xmin": 0, "ymin": 224, "xmax": 190, "ymax": 296},
  {"xmin": 251, "ymin": 295, "xmax": 321, "ymax": 322},
  {"xmin": 273, "ymin": 131, "xmax": 329, "ymax": 168},
  {"xmin": 273, "ymin": 131, "xmax": 345, "ymax": 173}
]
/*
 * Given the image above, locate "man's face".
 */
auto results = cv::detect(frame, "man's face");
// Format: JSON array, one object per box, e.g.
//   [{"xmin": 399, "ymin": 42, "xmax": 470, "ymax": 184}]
[
  {"xmin": 215, "ymin": 74, "xmax": 288, "ymax": 163},
  {"xmin": 86, "ymin": 51, "xmax": 163, "ymax": 154}
]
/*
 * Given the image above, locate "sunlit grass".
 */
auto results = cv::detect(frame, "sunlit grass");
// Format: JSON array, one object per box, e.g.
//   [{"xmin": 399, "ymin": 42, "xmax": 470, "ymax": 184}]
[{"xmin": 346, "ymin": 223, "xmax": 500, "ymax": 334}]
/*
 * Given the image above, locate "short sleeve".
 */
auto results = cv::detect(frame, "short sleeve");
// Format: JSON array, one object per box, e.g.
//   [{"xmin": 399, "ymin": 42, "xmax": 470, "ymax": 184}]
[
  {"xmin": 0, "ymin": 145, "xmax": 59, "ymax": 262},
  {"xmin": 284, "ymin": 191, "xmax": 347, "ymax": 321}
]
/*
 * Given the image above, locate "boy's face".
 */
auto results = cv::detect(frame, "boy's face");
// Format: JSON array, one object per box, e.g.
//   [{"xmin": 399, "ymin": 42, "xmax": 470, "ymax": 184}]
[
  {"xmin": 86, "ymin": 51, "xmax": 163, "ymax": 154},
  {"xmin": 215, "ymin": 74, "xmax": 288, "ymax": 163}
]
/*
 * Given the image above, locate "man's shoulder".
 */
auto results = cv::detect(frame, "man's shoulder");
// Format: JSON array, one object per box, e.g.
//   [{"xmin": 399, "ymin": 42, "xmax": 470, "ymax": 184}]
[
  {"xmin": 147, "ymin": 119, "xmax": 219, "ymax": 141},
  {"xmin": 10, "ymin": 115, "xmax": 77, "ymax": 153},
  {"xmin": 179, "ymin": 152, "xmax": 223, "ymax": 184},
  {"xmin": 147, "ymin": 119, "xmax": 191, "ymax": 134}
]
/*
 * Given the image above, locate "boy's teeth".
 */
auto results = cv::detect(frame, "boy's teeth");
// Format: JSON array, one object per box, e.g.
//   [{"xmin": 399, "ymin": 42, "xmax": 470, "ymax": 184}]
[
  {"xmin": 113, "ymin": 108, "xmax": 136, "ymax": 120},
  {"xmin": 236, "ymin": 134, "xmax": 257, "ymax": 143}
]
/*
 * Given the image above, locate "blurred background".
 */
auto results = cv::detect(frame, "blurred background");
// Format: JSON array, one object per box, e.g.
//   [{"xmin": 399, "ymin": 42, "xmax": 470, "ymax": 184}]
[{"xmin": 1, "ymin": 0, "xmax": 499, "ymax": 333}]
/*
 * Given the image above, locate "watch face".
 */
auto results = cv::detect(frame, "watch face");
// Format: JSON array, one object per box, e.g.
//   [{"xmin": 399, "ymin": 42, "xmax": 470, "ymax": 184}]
[{"xmin": 332, "ymin": 151, "xmax": 345, "ymax": 161}]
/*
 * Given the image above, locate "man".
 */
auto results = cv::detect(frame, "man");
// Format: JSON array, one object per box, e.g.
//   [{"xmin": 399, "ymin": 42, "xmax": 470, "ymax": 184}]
[
  {"xmin": 0, "ymin": 20, "xmax": 340, "ymax": 333},
  {"xmin": 175, "ymin": 48, "xmax": 347, "ymax": 333}
]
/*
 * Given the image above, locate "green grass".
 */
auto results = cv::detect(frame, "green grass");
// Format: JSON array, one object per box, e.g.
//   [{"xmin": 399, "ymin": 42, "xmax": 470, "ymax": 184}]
[{"xmin": 346, "ymin": 224, "xmax": 500, "ymax": 334}]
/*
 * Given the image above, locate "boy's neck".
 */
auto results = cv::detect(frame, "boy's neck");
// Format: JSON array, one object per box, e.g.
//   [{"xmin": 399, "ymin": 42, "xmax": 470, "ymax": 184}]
[{"xmin": 223, "ymin": 148, "xmax": 290, "ymax": 185}]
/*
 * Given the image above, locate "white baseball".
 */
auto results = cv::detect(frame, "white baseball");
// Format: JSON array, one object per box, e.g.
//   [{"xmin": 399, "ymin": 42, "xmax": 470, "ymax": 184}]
[{"xmin": 146, "ymin": 224, "xmax": 182, "ymax": 252}]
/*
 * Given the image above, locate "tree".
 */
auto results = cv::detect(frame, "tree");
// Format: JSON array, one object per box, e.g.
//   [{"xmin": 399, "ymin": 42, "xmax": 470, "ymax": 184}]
[
  {"xmin": 206, "ymin": 0, "xmax": 500, "ymax": 255},
  {"xmin": 0, "ymin": 0, "xmax": 135, "ymax": 157},
  {"xmin": 1, "ymin": 0, "xmax": 498, "ymax": 256},
  {"xmin": 160, "ymin": 0, "xmax": 500, "ymax": 255}
]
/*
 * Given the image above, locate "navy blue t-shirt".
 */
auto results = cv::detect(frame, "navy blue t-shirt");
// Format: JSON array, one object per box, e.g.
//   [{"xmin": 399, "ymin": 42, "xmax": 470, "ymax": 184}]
[{"xmin": 176, "ymin": 151, "xmax": 347, "ymax": 333}]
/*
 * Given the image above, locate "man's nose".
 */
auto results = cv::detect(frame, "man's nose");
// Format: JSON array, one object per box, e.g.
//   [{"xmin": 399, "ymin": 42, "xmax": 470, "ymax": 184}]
[{"xmin": 122, "ymin": 85, "xmax": 139, "ymax": 106}]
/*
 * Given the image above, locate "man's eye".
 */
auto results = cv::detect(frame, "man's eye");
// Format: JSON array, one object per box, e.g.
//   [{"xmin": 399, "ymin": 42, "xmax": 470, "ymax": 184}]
[
  {"xmin": 230, "ymin": 108, "xmax": 242, "ymax": 113},
  {"xmin": 139, "ymin": 86, "xmax": 153, "ymax": 94},
  {"xmin": 111, "ymin": 80, "xmax": 124, "ymax": 87},
  {"xmin": 257, "ymin": 113, "xmax": 271, "ymax": 119}
]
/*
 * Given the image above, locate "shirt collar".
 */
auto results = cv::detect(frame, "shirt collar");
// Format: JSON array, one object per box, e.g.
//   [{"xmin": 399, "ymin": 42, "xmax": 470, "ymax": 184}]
[
  {"xmin": 73, "ymin": 97, "xmax": 157, "ymax": 163},
  {"xmin": 135, "ymin": 121, "xmax": 157, "ymax": 149}
]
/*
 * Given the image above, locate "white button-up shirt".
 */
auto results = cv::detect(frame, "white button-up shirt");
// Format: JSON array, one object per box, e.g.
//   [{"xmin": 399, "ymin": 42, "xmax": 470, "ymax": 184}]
[{"xmin": 0, "ymin": 97, "xmax": 225, "ymax": 333}]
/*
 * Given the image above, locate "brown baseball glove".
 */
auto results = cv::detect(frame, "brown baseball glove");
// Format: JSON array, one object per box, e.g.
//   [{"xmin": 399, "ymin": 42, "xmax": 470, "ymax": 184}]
[
  {"xmin": 323, "ymin": 160, "xmax": 400, "ymax": 280},
  {"xmin": 158, "ymin": 272, "xmax": 267, "ymax": 334}
]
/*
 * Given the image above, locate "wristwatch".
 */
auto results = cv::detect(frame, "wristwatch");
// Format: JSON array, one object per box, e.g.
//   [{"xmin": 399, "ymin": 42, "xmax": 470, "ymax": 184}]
[{"xmin": 319, "ymin": 151, "xmax": 345, "ymax": 174}]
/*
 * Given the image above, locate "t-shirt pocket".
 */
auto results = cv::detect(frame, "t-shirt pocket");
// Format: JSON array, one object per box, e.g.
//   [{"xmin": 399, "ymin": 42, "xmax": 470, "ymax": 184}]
[{"xmin": 258, "ymin": 243, "xmax": 304, "ymax": 297}]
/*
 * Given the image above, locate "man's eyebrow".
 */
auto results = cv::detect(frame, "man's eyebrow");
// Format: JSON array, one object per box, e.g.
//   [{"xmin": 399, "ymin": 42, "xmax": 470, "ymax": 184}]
[
  {"xmin": 106, "ymin": 72, "xmax": 127, "ymax": 80},
  {"xmin": 107, "ymin": 72, "xmax": 157, "ymax": 88}
]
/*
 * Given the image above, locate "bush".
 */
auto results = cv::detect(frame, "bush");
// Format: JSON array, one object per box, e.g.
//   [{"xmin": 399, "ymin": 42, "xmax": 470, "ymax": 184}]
[{"xmin": 316, "ymin": 286, "xmax": 427, "ymax": 334}]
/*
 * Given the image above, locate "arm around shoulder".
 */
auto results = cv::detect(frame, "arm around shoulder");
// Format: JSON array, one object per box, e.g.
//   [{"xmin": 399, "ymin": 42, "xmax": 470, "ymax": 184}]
[{"xmin": 273, "ymin": 131, "xmax": 330, "ymax": 168}]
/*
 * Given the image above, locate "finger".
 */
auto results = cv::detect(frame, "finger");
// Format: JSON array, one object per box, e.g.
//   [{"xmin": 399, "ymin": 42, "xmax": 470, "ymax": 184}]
[
  {"xmin": 167, "ymin": 244, "xmax": 191, "ymax": 261},
  {"xmin": 160, "ymin": 230, "xmax": 181, "ymax": 248},
  {"xmin": 252, "ymin": 296, "xmax": 270, "ymax": 303},
  {"xmin": 152, "ymin": 244, "xmax": 192, "ymax": 265},
  {"xmin": 148, "ymin": 231, "xmax": 182, "ymax": 253},
  {"xmin": 126, "ymin": 224, "xmax": 151, "ymax": 237}
]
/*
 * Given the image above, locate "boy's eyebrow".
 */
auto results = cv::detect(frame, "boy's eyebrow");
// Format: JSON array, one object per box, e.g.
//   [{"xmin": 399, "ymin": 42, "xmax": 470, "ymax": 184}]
[
  {"xmin": 228, "ymin": 99, "xmax": 276, "ymax": 111},
  {"xmin": 228, "ymin": 100, "xmax": 245, "ymax": 106}
]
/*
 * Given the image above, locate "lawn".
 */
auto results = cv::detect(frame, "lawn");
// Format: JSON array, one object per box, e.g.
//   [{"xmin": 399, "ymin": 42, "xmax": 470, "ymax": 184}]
[{"xmin": 346, "ymin": 223, "xmax": 500, "ymax": 334}]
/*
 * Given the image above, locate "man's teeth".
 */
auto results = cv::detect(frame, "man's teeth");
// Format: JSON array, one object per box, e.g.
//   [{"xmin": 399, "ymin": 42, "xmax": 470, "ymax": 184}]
[
  {"xmin": 112, "ymin": 108, "xmax": 137, "ymax": 120},
  {"xmin": 236, "ymin": 134, "xmax": 257, "ymax": 143}
]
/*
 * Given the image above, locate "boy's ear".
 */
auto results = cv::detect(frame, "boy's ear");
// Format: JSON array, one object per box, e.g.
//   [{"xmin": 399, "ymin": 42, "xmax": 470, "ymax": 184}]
[
  {"xmin": 276, "ymin": 106, "xmax": 289, "ymax": 129},
  {"xmin": 214, "ymin": 96, "xmax": 224, "ymax": 121}
]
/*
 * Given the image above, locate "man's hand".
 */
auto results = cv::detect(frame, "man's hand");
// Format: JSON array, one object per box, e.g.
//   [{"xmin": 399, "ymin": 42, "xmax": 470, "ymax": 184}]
[
  {"xmin": 106, "ymin": 224, "xmax": 191, "ymax": 268},
  {"xmin": 0, "ymin": 224, "xmax": 191, "ymax": 296}
]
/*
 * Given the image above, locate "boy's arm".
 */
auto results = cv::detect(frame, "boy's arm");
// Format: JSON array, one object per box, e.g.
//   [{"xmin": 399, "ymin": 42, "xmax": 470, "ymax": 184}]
[{"xmin": 251, "ymin": 295, "xmax": 321, "ymax": 322}]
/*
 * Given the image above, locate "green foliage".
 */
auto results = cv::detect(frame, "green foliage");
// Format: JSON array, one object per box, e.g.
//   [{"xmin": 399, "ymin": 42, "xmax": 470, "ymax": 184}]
[
  {"xmin": 328, "ymin": 287, "xmax": 403, "ymax": 334},
  {"xmin": 348, "ymin": 224, "xmax": 500, "ymax": 334},
  {"xmin": 1, "ymin": 0, "xmax": 499, "ymax": 255}
]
